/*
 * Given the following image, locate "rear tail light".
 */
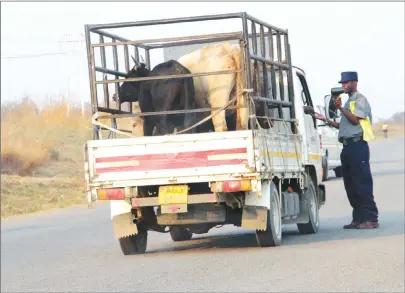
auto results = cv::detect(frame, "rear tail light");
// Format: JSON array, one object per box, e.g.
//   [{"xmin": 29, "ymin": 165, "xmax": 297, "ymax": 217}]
[
  {"xmin": 211, "ymin": 180, "xmax": 252, "ymax": 192},
  {"xmin": 97, "ymin": 188, "xmax": 125, "ymax": 200}
]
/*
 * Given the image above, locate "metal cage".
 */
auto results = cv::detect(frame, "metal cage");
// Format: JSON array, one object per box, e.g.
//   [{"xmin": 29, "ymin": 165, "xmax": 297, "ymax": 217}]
[{"xmin": 84, "ymin": 12, "xmax": 296, "ymax": 138}]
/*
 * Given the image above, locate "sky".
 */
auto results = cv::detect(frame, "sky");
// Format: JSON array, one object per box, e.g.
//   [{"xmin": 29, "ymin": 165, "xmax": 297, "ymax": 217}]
[{"xmin": 1, "ymin": 1, "xmax": 404, "ymax": 120}]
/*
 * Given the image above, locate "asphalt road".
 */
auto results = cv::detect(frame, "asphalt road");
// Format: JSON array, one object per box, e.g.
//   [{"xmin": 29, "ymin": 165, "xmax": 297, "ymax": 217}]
[{"xmin": 2, "ymin": 137, "xmax": 404, "ymax": 292}]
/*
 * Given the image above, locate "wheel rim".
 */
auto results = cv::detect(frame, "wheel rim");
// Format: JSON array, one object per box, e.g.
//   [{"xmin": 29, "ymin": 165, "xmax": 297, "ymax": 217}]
[{"xmin": 271, "ymin": 192, "xmax": 282, "ymax": 237}]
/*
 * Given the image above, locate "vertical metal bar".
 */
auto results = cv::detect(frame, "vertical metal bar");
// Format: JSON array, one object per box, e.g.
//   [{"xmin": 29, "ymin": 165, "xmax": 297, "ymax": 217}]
[
  {"xmin": 267, "ymin": 28, "xmax": 278, "ymax": 110},
  {"xmin": 260, "ymin": 25, "xmax": 269, "ymax": 119},
  {"xmin": 99, "ymin": 35, "xmax": 109, "ymax": 109},
  {"xmin": 276, "ymin": 31, "xmax": 284, "ymax": 119},
  {"xmin": 285, "ymin": 32, "xmax": 296, "ymax": 133},
  {"xmin": 90, "ymin": 46, "xmax": 98, "ymax": 115},
  {"xmin": 112, "ymin": 38, "xmax": 121, "ymax": 111},
  {"xmin": 84, "ymin": 25, "xmax": 98, "ymax": 116},
  {"xmin": 124, "ymin": 45, "xmax": 130, "ymax": 72},
  {"xmin": 123, "ymin": 44, "xmax": 132, "ymax": 113},
  {"xmin": 135, "ymin": 46, "xmax": 139, "ymax": 61},
  {"xmin": 251, "ymin": 21, "xmax": 259, "ymax": 99},
  {"xmin": 242, "ymin": 12, "xmax": 253, "ymax": 130},
  {"xmin": 145, "ymin": 49, "xmax": 151, "ymax": 69}
]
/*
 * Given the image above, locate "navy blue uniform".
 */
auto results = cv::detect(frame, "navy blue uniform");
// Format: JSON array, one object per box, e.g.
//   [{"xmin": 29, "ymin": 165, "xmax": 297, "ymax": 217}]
[{"xmin": 337, "ymin": 72, "xmax": 379, "ymax": 228}]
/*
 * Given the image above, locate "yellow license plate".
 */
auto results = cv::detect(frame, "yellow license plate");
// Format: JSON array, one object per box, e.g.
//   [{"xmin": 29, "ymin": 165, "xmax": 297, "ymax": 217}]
[{"xmin": 158, "ymin": 185, "xmax": 188, "ymax": 205}]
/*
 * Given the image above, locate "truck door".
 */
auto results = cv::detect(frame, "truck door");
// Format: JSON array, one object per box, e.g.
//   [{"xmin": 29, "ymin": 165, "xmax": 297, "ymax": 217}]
[
  {"xmin": 322, "ymin": 95, "xmax": 339, "ymax": 164},
  {"xmin": 294, "ymin": 72, "xmax": 321, "ymax": 168}
]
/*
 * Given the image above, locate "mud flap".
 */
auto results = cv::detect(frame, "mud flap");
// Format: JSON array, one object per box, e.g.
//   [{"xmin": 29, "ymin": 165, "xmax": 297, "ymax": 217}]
[
  {"xmin": 241, "ymin": 206, "xmax": 268, "ymax": 230},
  {"xmin": 110, "ymin": 200, "xmax": 138, "ymax": 239}
]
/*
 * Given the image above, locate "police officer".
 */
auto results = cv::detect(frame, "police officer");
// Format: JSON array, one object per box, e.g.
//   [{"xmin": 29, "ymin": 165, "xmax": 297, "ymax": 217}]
[{"xmin": 315, "ymin": 71, "xmax": 379, "ymax": 229}]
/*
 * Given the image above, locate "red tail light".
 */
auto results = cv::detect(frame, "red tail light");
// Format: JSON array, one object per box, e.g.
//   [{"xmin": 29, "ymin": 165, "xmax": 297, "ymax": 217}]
[
  {"xmin": 211, "ymin": 180, "xmax": 252, "ymax": 192},
  {"xmin": 97, "ymin": 188, "xmax": 125, "ymax": 200}
]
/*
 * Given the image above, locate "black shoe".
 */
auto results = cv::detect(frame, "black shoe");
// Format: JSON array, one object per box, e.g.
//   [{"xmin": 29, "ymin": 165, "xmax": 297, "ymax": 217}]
[{"xmin": 343, "ymin": 221, "xmax": 360, "ymax": 229}]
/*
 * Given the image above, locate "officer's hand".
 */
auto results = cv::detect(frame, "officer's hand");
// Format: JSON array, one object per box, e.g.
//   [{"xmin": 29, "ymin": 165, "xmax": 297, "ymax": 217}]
[{"xmin": 334, "ymin": 96, "xmax": 342, "ymax": 109}]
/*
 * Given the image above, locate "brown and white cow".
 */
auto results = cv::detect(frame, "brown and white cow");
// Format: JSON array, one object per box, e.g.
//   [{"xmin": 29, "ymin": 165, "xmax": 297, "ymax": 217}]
[{"xmin": 177, "ymin": 42, "xmax": 277, "ymax": 132}]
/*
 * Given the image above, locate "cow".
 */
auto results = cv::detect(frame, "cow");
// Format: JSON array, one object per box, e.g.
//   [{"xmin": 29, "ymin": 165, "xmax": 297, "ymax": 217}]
[
  {"xmin": 176, "ymin": 42, "xmax": 246, "ymax": 133},
  {"xmin": 177, "ymin": 42, "xmax": 277, "ymax": 132},
  {"xmin": 113, "ymin": 57, "xmax": 198, "ymax": 136}
]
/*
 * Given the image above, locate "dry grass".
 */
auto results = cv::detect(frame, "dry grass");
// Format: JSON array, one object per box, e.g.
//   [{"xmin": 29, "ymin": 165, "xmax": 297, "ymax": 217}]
[
  {"xmin": 1, "ymin": 175, "xmax": 87, "ymax": 218},
  {"xmin": 1, "ymin": 97, "xmax": 94, "ymax": 218},
  {"xmin": 1, "ymin": 98, "xmax": 92, "ymax": 175}
]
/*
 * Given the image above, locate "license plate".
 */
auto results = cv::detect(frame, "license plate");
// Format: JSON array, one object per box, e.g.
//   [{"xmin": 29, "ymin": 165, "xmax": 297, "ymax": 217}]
[{"xmin": 158, "ymin": 185, "xmax": 188, "ymax": 205}]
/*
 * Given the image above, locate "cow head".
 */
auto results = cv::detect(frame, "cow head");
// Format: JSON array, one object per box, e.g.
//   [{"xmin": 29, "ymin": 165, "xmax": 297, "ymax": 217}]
[{"xmin": 113, "ymin": 56, "xmax": 150, "ymax": 103}]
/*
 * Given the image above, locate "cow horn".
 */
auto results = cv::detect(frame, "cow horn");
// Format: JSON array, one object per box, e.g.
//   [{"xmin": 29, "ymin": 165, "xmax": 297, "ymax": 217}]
[{"xmin": 140, "ymin": 55, "xmax": 145, "ymax": 63}]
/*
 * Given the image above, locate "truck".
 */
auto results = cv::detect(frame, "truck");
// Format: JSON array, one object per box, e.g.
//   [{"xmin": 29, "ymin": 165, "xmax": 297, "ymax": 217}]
[{"xmin": 83, "ymin": 12, "xmax": 326, "ymax": 255}]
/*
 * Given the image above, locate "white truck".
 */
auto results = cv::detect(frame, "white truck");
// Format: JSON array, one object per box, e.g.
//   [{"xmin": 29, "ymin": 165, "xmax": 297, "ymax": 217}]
[
  {"xmin": 83, "ymin": 12, "xmax": 326, "ymax": 255},
  {"xmin": 317, "ymin": 99, "xmax": 343, "ymax": 181}
]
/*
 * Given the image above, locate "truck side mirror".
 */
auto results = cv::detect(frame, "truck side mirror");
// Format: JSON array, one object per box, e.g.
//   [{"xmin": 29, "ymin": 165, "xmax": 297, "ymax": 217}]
[{"xmin": 303, "ymin": 105, "xmax": 315, "ymax": 115}]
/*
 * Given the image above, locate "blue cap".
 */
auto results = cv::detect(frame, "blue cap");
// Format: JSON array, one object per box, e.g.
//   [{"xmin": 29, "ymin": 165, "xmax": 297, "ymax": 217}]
[{"xmin": 338, "ymin": 71, "xmax": 358, "ymax": 83}]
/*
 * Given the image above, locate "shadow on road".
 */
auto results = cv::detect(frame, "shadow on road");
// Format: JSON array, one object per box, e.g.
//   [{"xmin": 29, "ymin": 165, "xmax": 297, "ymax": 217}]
[{"xmin": 145, "ymin": 210, "xmax": 404, "ymax": 255}]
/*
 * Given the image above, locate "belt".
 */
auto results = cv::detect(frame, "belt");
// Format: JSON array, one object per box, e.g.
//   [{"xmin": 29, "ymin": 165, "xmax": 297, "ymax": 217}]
[{"xmin": 341, "ymin": 136, "xmax": 363, "ymax": 146}]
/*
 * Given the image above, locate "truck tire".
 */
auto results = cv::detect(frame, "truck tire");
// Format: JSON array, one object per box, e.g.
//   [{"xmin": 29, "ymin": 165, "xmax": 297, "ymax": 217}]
[
  {"xmin": 170, "ymin": 226, "xmax": 193, "ymax": 242},
  {"xmin": 297, "ymin": 176, "xmax": 320, "ymax": 234},
  {"xmin": 255, "ymin": 182, "xmax": 282, "ymax": 247},
  {"xmin": 118, "ymin": 230, "xmax": 148, "ymax": 255},
  {"xmin": 322, "ymin": 156, "xmax": 328, "ymax": 181},
  {"xmin": 334, "ymin": 166, "xmax": 343, "ymax": 178}
]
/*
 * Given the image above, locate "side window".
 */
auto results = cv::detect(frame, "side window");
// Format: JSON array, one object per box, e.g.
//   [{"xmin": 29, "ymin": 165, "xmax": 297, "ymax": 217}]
[{"xmin": 297, "ymin": 73, "xmax": 313, "ymax": 108}]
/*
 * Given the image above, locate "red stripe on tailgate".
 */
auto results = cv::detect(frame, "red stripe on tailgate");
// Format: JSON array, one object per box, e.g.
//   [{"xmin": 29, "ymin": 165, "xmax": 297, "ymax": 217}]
[
  {"xmin": 95, "ymin": 148, "xmax": 247, "ymax": 163},
  {"xmin": 95, "ymin": 148, "xmax": 248, "ymax": 174}
]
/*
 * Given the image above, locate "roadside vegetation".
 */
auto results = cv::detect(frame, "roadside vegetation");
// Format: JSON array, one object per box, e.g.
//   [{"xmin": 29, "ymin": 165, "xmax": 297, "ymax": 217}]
[{"xmin": 1, "ymin": 97, "xmax": 93, "ymax": 218}]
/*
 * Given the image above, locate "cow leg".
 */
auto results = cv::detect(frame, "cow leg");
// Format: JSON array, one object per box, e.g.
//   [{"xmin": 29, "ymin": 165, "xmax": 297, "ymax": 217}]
[
  {"xmin": 143, "ymin": 116, "xmax": 155, "ymax": 136},
  {"xmin": 181, "ymin": 77, "xmax": 198, "ymax": 134}
]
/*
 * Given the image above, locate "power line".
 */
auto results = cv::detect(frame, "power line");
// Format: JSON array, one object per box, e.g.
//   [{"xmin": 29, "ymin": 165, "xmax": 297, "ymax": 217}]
[{"xmin": 1, "ymin": 50, "xmax": 83, "ymax": 59}]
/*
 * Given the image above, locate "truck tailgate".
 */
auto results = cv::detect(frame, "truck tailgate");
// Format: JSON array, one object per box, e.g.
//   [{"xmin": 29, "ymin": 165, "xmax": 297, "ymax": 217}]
[{"xmin": 85, "ymin": 130, "xmax": 256, "ymax": 187}]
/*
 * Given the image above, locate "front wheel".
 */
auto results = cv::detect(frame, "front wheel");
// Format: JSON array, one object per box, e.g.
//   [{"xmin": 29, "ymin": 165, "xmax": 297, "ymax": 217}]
[
  {"xmin": 297, "ymin": 176, "xmax": 320, "ymax": 234},
  {"xmin": 119, "ymin": 230, "xmax": 148, "ymax": 255},
  {"xmin": 255, "ymin": 182, "xmax": 282, "ymax": 247}
]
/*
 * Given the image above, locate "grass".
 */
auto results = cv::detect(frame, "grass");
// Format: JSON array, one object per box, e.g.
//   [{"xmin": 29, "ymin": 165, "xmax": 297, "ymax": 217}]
[
  {"xmin": 0, "ymin": 97, "xmax": 95, "ymax": 218},
  {"xmin": 1, "ymin": 97, "xmax": 141, "ymax": 219}
]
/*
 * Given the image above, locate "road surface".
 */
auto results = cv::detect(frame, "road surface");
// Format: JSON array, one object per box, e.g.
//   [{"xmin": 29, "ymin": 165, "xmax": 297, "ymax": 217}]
[{"xmin": 2, "ymin": 137, "xmax": 404, "ymax": 292}]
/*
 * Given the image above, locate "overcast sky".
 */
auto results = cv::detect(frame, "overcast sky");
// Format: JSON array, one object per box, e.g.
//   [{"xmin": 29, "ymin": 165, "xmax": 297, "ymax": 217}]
[{"xmin": 1, "ymin": 1, "xmax": 404, "ymax": 120}]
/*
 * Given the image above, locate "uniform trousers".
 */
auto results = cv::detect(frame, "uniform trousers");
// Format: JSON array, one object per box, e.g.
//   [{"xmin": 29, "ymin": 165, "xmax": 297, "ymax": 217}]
[{"xmin": 340, "ymin": 140, "xmax": 379, "ymax": 222}]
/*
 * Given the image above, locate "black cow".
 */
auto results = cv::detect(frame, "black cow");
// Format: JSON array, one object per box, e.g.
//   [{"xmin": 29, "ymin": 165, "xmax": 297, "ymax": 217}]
[{"xmin": 114, "ymin": 58, "xmax": 198, "ymax": 136}]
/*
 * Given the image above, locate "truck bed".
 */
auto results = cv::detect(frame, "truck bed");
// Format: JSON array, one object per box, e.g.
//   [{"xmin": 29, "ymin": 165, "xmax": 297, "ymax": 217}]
[
  {"xmin": 85, "ymin": 128, "xmax": 304, "ymax": 190},
  {"xmin": 85, "ymin": 130, "xmax": 257, "ymax": 188}
]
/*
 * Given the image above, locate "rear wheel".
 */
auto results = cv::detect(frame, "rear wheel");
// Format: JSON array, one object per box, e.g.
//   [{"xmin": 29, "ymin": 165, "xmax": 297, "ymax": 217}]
[
  {"xmin": 297, "ymin": 176, "xmax": 320, "ymax": 234},
  {"xmin": 119, "ymin": 230, "xmax": 148, "ymax": 255},
  {"xmin": 255, "ymin": 182, "xmax": 282, "ymax": 247},
  {"xmin": 334, "ymin": 166, "xmax": 343, "ymax": 178},
  {"xmin": 170, "ymin": 226, "xmax": 193, "ymax": 242}
]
